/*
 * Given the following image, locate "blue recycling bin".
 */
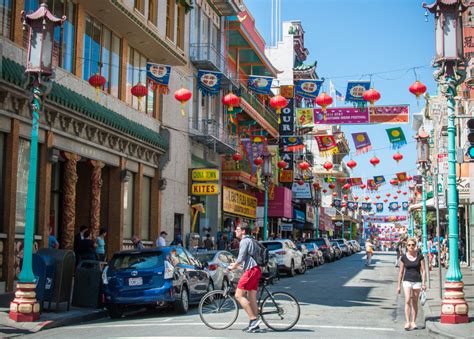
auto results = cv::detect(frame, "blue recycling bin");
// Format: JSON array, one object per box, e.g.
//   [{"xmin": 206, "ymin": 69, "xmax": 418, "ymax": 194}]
[{"xmin": 32, "ymin": 253, "xmax": 56, "ymax": 304}]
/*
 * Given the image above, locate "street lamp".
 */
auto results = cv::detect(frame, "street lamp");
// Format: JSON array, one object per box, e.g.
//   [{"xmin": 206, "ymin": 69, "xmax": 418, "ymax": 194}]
[
  {"xmin": 9, "ymin": 3, "xmax": 65, "ymax": 322},
  {"xmin": 261, "ymin": 151, "xmax": 273, "ymax": 241},
  {"xmin": 313, "ymin": 182, "xmax": 322, "ymax": 238},
  {"xmin": 423, "ymin": 0, "xmax": 469, "ymax": 324}
]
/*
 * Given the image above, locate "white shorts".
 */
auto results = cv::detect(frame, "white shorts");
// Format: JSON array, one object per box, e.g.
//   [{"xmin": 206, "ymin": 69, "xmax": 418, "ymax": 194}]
[{"xmin": 402, "ymin": 281, "xmax": 422, "ymax": 289}]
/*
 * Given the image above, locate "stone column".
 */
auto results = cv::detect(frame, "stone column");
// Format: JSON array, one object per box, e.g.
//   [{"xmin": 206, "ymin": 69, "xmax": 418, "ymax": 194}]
[
  {"xmin": 90, "ymin": 160, "xmax": 104, "ymax": 240},
  {"xmin": 61, "ymin": 152, "xmax": 81, "ymax": 250}
]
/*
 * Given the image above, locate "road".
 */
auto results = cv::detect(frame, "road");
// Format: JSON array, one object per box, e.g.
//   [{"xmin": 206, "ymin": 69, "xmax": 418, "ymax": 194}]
[{"xmin": 24, "ymin": 252, "xmax": 434, "ymax": 338}]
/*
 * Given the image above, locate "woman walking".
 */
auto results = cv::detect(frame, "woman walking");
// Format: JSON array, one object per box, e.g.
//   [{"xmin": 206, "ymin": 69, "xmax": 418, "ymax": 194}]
[
  {"xmin": 365, "ymin": 239, "xmax": 374, "ymax": 266},
  {"xmin": 397, "ymin": 237, "xmax": 426, "ymax": 331}
]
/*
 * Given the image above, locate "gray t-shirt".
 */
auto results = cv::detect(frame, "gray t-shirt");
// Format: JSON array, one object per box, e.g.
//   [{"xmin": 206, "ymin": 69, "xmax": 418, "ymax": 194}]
[{"xmin": 236, "ymin": 236, "xmax": 259, "ymax": 271}]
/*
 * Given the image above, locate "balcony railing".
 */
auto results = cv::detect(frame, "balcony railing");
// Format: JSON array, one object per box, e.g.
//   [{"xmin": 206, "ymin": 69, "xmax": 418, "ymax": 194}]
[
  {"xmin": 239, "ymin": 86, "xmax": 279, "ymax": 131},
  {"xmin": 189, "ymin": 118, "xmax": 238, "ymax": 154},
  {"xmin": 189, "ymin": 43, "xmax": 237, "ymax": 86}
]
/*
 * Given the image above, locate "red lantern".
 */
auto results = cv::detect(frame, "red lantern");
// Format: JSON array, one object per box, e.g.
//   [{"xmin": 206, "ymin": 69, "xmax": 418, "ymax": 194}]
[
  {"xmin": 393, "ymin": 152, "xmax": 403, "ymax": 163},
  {"xmin": 342, "ymin": 202, "xmax": 347, "ymax": 208},
  {"xmin": 354, "ymin": 196, "xmax": 359, "ymax": 201},
  {"xmin": 322, "ymin": 189, "xmax": 328, "ymax": 193},
  {"xmin": 323, "ymin": 161, "xmax": 334, "ymax": 171},
  {"xmin": 363, "ymin": 88, "xmax": 381, "ymax": 107},
  {"xmin": 277, "ymin": 160, "xmax": 288, "ymax": 169},
  {"xmin": 297, "ymin": 179, "xmax": 305, "ymax": 186},
  {"xmin": 315, "ymin": 92, "xmax": 333, "ymax": 119},
  {"xmin": 269, "ymin": 95, "xmax": 288, "ymax": 115},
  {"xmin": 343, "ymin": 183, "xmax": 351, "ymax": 190},
  {"xmin": 393, "ymin": 195, "xmax": 398, "ymax": 199},
  {"xmin": 369, "ymin": 156, "xmax": 380, "ymax": 167},
  {"xmin": 328, "ymin": 183, "xmax": 336, "ymax": 190},
  {"xmin": 403, "ymin": 192, "xmax": 408, "ymax": 195},
  {"xmin": 253, "ymin": 158, "xmax": 263, "ymax": 166},
  {"xmin": 397, "ymin": 190, "xmax": 402, "ymax": 194},
  {"xmin": 409, "ymin": 184, "xmax": 415, "ymax": 190},
  {"xmin": 222, "ymin": 92, "xmax": 240, "ymax": 112},
  {"xmin": 384, "ymin": 199, "xmax": 388, "ymax": 203},
  {"xmin": 360, "ymin": 184, "xmax": 366, "ymax": 189},
  {"xmin": 232, "ymin": 152, "xmax": 243, "ymax": 161},
  {"xmin": 131, "ymin": 82, "xmax": 148, "ymax": 110},
  {"xmin": 373, "ymin": 202, "xmax": 378, "ymax": 205},
  {"xmin": 409, "ymin": 80, "xmax": 427, "ymax": 99},
  {"xmin": 390, "ymin": 179, "xmax": 398, "ymax": 186},
  {"xmin": 346, "ymin": 159, "xmax": 357, "ymax": 170},
  {"xmin": 386, "ymin": 193, "xmax": 391, "ymax": 197},
  {"xmin": 88, "ymin": 73, "xmax": 106, "ymax": 100},
  {"xmin": 343, "ymin": 194, "xmax": 348, "ymax": 200},
  {"xmin": 313, "ymin": 182, "xmax": 321, "ymax": 190},
  {"xmin": 364, "ymin": 196, "xmax": 370, "ymax": 201},
  {"xmin": 298, "ymin": 161, "xmax": 310, "ymax": 171},
  {"xmin": 174, "ymin": 88, "xmax": 192, "ymax": 116},
  {"xmin": 376, "ymin": 195, "xmax": 381, "ymax": 199},
  {"xmin": 332, "ymin": 192, "xmax": 338, "ymax": 197},
  {"xmin": 406, "ymin": 175, "xmax": 413, "ymax": 181}
]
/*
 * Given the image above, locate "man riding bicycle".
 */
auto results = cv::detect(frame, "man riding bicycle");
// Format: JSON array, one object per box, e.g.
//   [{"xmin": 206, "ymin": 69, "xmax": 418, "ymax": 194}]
[{"xmin": 228, "ymin": 226, "xmax": 262, "ymax": 333}]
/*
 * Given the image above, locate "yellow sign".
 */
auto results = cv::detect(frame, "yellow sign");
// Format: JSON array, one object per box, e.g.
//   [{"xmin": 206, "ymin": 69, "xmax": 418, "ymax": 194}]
[
  {"xmin": 191, "ymin": 183, "xmax": 219, "ymax": 195},
  {"xmin": 223, "ymin": 186, "xmax": 257, "ymax": 219},
  {"xmin": 280, "ymin": 85, "xmax": 294, "ymax": 99},
  {"xmin": 279, "ymin": 170, "xmax": 293, "ymax": 183},
  {"xmin": 192, "ymin": 169, "xmax": 219, "ymax": 182}
]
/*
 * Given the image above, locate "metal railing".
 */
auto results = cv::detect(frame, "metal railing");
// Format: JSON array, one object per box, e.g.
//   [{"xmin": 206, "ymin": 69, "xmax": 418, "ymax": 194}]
[
  {"xmin": 239, "ymin": 85, "xmax": 279, "ymax": 131},
  {"xmin": 189, "ymin": 43, "xmax": 237, "ymax": 81},
  {"xmin": 189, "ymin": 118, "xmax": 238, "ymax": 151}
]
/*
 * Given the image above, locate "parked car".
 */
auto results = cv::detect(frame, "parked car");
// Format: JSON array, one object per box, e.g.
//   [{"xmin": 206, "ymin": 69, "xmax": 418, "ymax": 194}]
[
  {"xmin": 305, "ymin": 238, "xmax": 335, "ymax": 262},
  {"xmin": 331, "ymin": 242, "xmax": 343, "ymax": 260},
  {"xmin": 304, "ymin": 242, "xmax": 324, "ymax": 266},
  {"xmin": 261, "ymin": 240, "xmax": 305, "ymax": 276},
  {"xmin": 349, "ymin": 240, "xmax": 361, "ymax": 252},
  {"xmin": 103, "ymin": 247, "xmax": 211, "ymax": 318},
  {"xmin": 193, "ymin": 250, "xmax": 242, "ymax": 290},
  {"xmin": 334, "ymin": 239, "xmax": 352, "ymax": 256},
  {"xmin": 296, "ymin": 243, "xmax": 316, "ymax": 269},
  {"xmin": 228, "ymin": 248, "xmax": 279, "ymax": 279}
]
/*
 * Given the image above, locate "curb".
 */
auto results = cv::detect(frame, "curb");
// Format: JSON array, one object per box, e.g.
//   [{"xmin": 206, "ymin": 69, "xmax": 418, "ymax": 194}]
[{"xmin": 39, "ymin": 309, "xmax": 108, "ymax": 331}]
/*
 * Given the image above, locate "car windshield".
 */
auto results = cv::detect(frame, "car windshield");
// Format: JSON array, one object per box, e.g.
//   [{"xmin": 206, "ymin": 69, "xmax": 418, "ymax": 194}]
[
  {"xmin": 314, "ymin": 239, "xmax": 325, "ymax": 247},
  {"xmin": 336, "ymin": 240, "xmax": 346, "ymax": 245},
  {"xmin": 110, "ymin": 252, "xmax": 164, "ymax": 270},
  {"xmin": 193, "ymin": 252, "xmax": 216, "ymax": 263},
  {"xmin": 306, "ymin": 243, "xmax": 316, "ymax": 250},
  {"xmin": 331, "ymin": 242, "xmax": 338, "ymax": 246},
  {"xmin": 262, "ymin": 242, "xmax": 283, "ymax": 251}
]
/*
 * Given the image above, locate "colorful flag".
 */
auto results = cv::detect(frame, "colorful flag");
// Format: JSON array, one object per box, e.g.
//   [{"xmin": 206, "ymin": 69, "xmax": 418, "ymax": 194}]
[
  {"xmin": 402, "ymin": 201, "xmax": 409, "ymax": 211},
  {"xmin": 347, "ymin": 201, "xmax": 355, "ymax": 211},
  {"xmin": 373, "ymin": 175, "xmax": 386, "ymax": 186},
  {"xmin": 315, "ymin": 135, "xmax": 339, "ymax": 155},
  {"xmin": 335, "ymin": 89, "xmax": 345, "ymax": 101},
  {"xmin": 247, "ymin": 75, "xmax": 273, "ymax": 95},
  {"xmin": 280, "ymin": 136, "xmax": 305, "ymax": 151},
  {"xmin": 146, "ymin": 63, "xmax": 171, "ymax": 94},
  {"xmin": 376, "ymin": 203, "xmax": 384, "ymax": 213},
  {"xmin": 345, "ymin": 80, "xmax": 370, "ymax": 107},
  {"xmin": 351, "ymin": 132, "xmax": 372, "ymax": 154},
  {"xmin": 386, "ymin": 127, "xmax": 407, "ymax": 149},
  {"xmin": 197, "ymin": 70, "xmax": 222, "ymax": 96},
  {"xmin": 333, "ymin": 199, "xmax": 342, "ymax": 208},
  {"xmin": 324, "ymin": 177, "xmax": 337, "ymax": 183},
  {"xmin": 350, "ymin": 177, "xmax": 363, "ymax": 186},
  {"xmin": 295, "ymin": 79, "xmax": 323, "ymax": 100},
  {"xmin": 389, "ymin": 202, "xmax": 399, "ymax": 211},
  {"xmin": 396, "ymin": 172, "xmax": 408, "ymax": 182},
  {"xmin": 296, "ymin": 108, "xmax": 314, "ymax": 128},
  {"xmin": 367, "ymin": 179, "xmax": 378, "ymax": 191}
]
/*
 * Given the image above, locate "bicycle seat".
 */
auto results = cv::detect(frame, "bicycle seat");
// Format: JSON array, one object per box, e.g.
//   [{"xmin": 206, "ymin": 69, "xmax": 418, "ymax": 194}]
[{"xmin": 260, "ymin": 276, "xmax": 273, "ymax": 285}]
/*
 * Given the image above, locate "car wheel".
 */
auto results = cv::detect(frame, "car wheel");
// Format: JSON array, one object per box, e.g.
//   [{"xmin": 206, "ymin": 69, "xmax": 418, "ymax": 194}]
[
  {"xmin": 320, "ymin": 257, "xmax": 325, "ymax": 265},
  {"xmin": 297, "ymin": 260, "xmax": 306, "ymax": 274},
  {"xmin": 174, "ymin": 286, "xmax": 189, "ymax": 314},
  {"xmin": 288, "ymin": 261, "xmax": 295, "ymax": 277},
  {"xmin": 107, "ymin": 304, "xmax": 124, "ymax": 319}
]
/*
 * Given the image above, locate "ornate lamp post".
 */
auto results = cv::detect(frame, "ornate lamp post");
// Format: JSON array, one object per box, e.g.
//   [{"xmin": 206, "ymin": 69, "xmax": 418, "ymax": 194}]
[
  {"xmin": 261, "ymin": 151, "xmax": 273, "ymax": 241},
  {"xmin": 9, "ymin": 3, "xmax": 65, "ymax": 322},
  {"xmin": 423, "ymin": 0, "xmax": 469, "ymax": 324},
  {"xmin": 313, "ymin": 183, "xmax": 322, "ymax": 238}
]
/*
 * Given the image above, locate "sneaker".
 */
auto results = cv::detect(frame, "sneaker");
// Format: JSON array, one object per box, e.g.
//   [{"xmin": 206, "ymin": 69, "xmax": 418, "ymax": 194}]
[
  {"xmin": 241, "ymin": 321, "xmax": 252, "ymax": 332},
  {"xmin": 245, "ymin": 325, "xmax": 261, "ymax": 333},
  {"xmin": 248, "ymin": 318, "xmax": 261, "ymax": 331}
]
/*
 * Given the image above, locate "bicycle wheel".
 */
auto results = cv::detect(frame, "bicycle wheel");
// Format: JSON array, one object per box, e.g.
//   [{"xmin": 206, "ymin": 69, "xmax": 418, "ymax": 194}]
[
  {"xmin": 260, "ymin": 292, "xmax": 300, "ymax": 331},
  {"xmin": 199, "ymin": 290, "xmax": 239, "ymax": 330}
]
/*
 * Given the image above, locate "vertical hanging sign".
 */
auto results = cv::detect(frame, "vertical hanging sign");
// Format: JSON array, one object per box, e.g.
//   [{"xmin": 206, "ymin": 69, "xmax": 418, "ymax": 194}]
[{"xmin": 279, "ymin": 98, "xmax": 294, "ymax": 183}]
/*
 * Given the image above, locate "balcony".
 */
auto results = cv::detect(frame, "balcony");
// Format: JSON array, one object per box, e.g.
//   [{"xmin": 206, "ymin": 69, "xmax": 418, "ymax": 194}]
[
  {"xmin": 221, "ymin": 153, "xmax": 258, "ymax": 187},
  {"xmin": 210, "ymin": 0, "xmax": 241, "ymax": 16},
  {"xmin": 189, "ymin": 43, "xmax": 238, "ymax": 88},
  {"xmin": 189, "ymin": 119, "xmax": 238, "ymax": 154},
  {"xmin": 239, "ymin": 86, "xmax": 279, "ymax": 136}
]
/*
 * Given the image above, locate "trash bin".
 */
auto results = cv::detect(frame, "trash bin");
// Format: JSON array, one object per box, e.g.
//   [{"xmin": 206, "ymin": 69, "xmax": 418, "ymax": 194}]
[
  {"xmin": 72, "ymin": 260, "xmax": 103, "ymax": 309},
  {"xmin": 32, "ymin": 253, "xmax": 56, "ymax": 307}
]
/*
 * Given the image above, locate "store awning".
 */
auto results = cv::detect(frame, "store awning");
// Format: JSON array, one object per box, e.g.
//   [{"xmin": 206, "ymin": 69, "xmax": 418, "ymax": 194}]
[{"xmin": 408, "ymin": 198, "xmax": 437, "ymax": 212}]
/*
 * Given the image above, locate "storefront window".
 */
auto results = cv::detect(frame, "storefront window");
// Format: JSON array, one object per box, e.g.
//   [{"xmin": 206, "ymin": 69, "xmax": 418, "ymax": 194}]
[
  {"xmin": 0, "ymin": 0, "xmax": 12, "ymax": 39},
  {"xmin": 140, "ymin": 176, "xmax": 151, "ymax": 240},
  {"xmin": 126, "ymin": 46, "xmax": 154, "ymax": 114},
  {"xmin": 123, "ymin": 174, "xmax": 134, "ymax": 239}
]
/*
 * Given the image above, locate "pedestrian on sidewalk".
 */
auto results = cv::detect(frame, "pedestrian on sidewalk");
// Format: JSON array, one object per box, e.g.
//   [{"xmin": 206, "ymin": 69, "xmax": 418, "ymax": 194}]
[
  {"xmin": 156, "ymin": 231, "xmax": 167, "ymax": 247},
  {"xmin": 204, "ymin": 233, "xmax": 214, "ymax": 250},
  {"xmin": 132, "ymin": 235, "xmax": 145, "ymax": 250},
  {"xmin": 365, "ymin": 239, "xmax": 374, "ymax": 266},
  {"xmin": 397, "ymin": 237, "xmax": 427, "ymax": 331},
  {"xmin": 96, "ymin": 228, "xmax": 107, "ymax": 261}
]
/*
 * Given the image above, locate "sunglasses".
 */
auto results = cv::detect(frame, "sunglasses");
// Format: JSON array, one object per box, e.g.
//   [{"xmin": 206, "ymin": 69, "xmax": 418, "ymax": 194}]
[{"xmin": 407, "ymin": 243, "xmax": 416, "ymax": 247}]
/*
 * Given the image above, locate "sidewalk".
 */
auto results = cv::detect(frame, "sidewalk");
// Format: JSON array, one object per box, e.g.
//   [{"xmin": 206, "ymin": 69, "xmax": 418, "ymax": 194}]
[
  {"xmin": 0, "ymin": 306, "xmax": 107, "ymax": 337},
  {"xmin": 423, "ymin": 265, "xmax": 474, "ymax": 338}
]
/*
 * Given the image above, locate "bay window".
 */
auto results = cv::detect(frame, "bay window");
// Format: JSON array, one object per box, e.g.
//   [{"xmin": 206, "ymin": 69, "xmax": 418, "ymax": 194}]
[{"xmin": 126, "ymin": 46, "xmax": 154, "ymax": 114}]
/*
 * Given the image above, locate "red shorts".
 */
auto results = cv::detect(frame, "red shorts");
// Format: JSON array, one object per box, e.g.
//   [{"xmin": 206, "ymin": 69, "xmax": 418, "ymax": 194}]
[{"xmin": 237, "ymin": 266, "xmax": 261, "ymax": 291}]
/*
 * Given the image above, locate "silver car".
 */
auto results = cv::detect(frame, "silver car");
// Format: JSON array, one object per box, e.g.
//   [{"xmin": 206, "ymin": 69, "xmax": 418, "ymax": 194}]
[
  {"xmin": 193, "ymin": 250, "xmax": 242, "ymax": 290},
  {"xmin": 261, "ymin": 240, "xmax": 305, "ymax": 277}
]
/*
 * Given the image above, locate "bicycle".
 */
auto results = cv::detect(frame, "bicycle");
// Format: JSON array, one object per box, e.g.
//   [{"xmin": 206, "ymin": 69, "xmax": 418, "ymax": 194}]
[{"xmin": 198, "ymin": 273, "xmax": 300, "ymax": 331}]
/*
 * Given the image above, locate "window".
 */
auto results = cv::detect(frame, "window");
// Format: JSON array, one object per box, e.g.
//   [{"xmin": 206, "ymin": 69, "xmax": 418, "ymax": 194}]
[
  {"xmin": 134, "ymin": 0, "xmax": 145, "ymax": 15},
  {"xmin": 176, "ymin": 4, "xmax": 185, "ymax": 50},
  {"xmin": 166, "ymin": 0, "xmax": 175, "ymax": 41},
  {"xmin": 126, "ymin": 46, "xmax": 154, "ymax": 114},
  {"xmin": 0, "ymin": 0, "xmax": 12, "ymax": 39},
  {"xmin": 83, "ymin": 16, "xmax": 121, "ymax": 97},
  {"xmin": 123, "ymin": 173, "xmax": 135, "ymax": 239},
  {"xmin": 140, "ymin": 176, "xmax": 151, "ymax": 240},
  {"xmin": 148, "ymin": 0, "xmax": 157, "ymax": 24}
]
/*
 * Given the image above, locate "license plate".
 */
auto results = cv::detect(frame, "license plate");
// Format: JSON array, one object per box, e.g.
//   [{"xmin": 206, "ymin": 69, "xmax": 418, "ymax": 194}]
[{"xmin": 128, "ymin": 277, "xmax": 143, "ymax": 286}]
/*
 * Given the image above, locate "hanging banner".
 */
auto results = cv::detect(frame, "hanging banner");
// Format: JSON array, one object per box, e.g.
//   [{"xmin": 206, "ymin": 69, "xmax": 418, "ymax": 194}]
[
  {"xmin": 369, "ymin": 105, "xmax": 409, "ymax": 124},
  {"xmin": 347, "ymin": 201, "xmax": 357, "ymax": 211},
  {"xmin": 396, "ymin": 172, "xmax": 408, "ymax": 182},
  {"xmin": 333, "ymin": 199, "xmax": 342, "ymax": 208},
  {"xmin": 361, "ymin": 202, "xmax": 372, "ymax": 211},
  {"xmin": 345, "ymin": 80, "xmax": 371, "ymax": 106},
  {"xmin": 350, "ymin": 177, "xmax": 363, "ymax": 186},
  {"xmin": 146, "ymin": 63, "xmax": 172, "ymax": 93},
  {"xmin": 389, "ymin": 202, "xmax": 399, "ymax": 211},
  {"xmin": 279, "ymin": 98, "xmax": 295, "ymax": 183},
  {"xmin": 280, "ymin": 136, "xmax": 305, "ymax": 151},
  {"xmin": 375, "ymin": 203, "xmax": 384, "ymax": 213},
  {"xmin": 241, "ymin": 138, "xmax": 265, "ymax": 176},
  {"xmin": 324, "ymin": 177, "xmax": 337, "ymax": 183},
  {"xmin": 197, "ymin": 70, "xmax": 222, "ymax": 96},
  {"xmin": 247, "ymin": 75, "xmax": 273, "ymax": 95},
  {"xmin": 351, "ymin": 132, "xmax": 372, "ymax": 154},
  {"xmin": 279, "ymin": 98, "xmax": 294, "ymax": 136},
  {"xmin": 314, "ymin": 107, "xmax": 369, "ymax": 124},
  {"xmin": 386, "ymin": 127, "xmax": 407, "ymax": 149},
  {"xmin": 296, "ymin": 108, "xmax": 314, "ymax": 128},
  {"xmin": 315, "ymin": 135, "xmax": 339, "ymax": 156},
  {"xmin": 373, "ymin": 175, "xmax": 386, "ymax": 186},
  {"xmin": 367, "ymin": 179, "xmax": 378, "ymax": 191},
  {"xmin": 280, "ymin": 85, "xmax": 294, "ymax": 99},
  {"xmin": 294, "ymin": 79, "xmax": 324, "ymax": 100},
  {"xmin": 402, "ymin": 201, "xmax": 409, "ymax": 211}
]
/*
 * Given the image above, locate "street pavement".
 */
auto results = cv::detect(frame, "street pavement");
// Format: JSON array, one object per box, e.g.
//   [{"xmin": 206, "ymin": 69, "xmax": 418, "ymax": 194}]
[{"xmin": 22, "ymin": 252, "xmax": 435, "ymax": 338}]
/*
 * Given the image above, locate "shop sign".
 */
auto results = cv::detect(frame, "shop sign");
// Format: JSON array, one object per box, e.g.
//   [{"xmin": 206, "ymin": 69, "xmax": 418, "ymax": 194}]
[
  {"xmin": 306, "ymin": 205, "xmax": 315, "ymax": 223},
  {"xmin": 281, "ymin": 223, "xmax": 293, "ymax": 232},
  {"xmin": 191, "ymin": 183, "xmax": 219, "ymax": 195},
  {"xmin": 324, "ymin": 207, "xmax": 336, "ymax": 217},
  {"xmin": 280, "ymin": 85, "xmax": 294, "ymax": 99},
  {"xmin": 223, "ymin": 186, "xmax": 257, "ymax": 219},
  {"xmin": 294, "ymin": 209, "xmax": 305, "ymax": 223},
  {"xmin": 192, "ymin": 168, "xmax": 219, "ymax": 182},
  {"xmin": 457, "ymin": 177, "xmax": 472, "ymax": 202},
  {"xmin": 291, "ymin": 182, "xmax": 312, "ymax": 199},
  {"xmin": 279, "ymin": 169, "xmax": 293, "ymax": 183}
]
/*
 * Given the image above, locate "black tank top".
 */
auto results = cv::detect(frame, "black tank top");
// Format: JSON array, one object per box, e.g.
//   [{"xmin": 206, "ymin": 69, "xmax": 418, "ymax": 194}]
[{"xmin": 401, "ymin": 253, "xmax": 423, "ymax": 282}]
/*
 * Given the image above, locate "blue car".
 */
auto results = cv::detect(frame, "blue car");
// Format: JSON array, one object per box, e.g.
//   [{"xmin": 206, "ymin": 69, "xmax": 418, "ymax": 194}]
[{"xmin": 103, "ymin": 246, "xmax": 211, "ymax": 318}]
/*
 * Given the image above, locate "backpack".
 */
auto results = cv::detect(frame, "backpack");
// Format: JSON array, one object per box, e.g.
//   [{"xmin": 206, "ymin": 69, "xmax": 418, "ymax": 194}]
[{"xmin": 250, "ymin": 238, "xmax": 269, "ymax": 267}]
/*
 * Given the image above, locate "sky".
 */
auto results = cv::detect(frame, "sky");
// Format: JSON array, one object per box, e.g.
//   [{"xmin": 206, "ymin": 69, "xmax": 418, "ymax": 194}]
[{"xmin": 246, "ymin": 0, "xmax": 438, "ymax": 211}]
